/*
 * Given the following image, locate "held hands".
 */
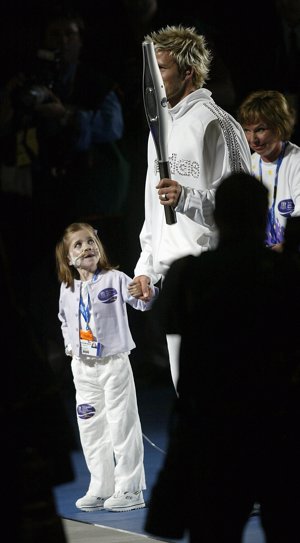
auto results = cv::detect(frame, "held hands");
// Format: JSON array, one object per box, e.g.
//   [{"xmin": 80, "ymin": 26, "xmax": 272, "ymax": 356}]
[
  {"xmin": 156, "ymin": 178, "xmax": 182, "ymax": 208},
  {"xmin": 128, "ymin": 275, "xmax": 153, "ymax": 302}
]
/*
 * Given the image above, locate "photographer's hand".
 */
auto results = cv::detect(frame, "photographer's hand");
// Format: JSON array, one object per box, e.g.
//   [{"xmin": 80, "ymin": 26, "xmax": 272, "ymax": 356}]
[{"xmin": 34, "ymin": 88, "xmax": 66, "ymax": 119}]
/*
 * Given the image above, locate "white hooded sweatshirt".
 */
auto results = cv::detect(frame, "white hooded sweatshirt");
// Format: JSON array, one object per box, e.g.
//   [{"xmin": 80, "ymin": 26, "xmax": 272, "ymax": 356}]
[{"xmin": 134, "ymin": 88, "xmax": 252, "ymax": 284}]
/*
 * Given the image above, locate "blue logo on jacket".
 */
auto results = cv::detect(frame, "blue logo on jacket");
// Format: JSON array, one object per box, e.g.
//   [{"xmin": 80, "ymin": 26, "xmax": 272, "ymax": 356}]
[
  {"xmin": 278, "ymin": 199, "xmax": 294, "ymax": 216},
  {"xmin": 98, "ymin": 287, "xmax": 118, "ymax": 303}
]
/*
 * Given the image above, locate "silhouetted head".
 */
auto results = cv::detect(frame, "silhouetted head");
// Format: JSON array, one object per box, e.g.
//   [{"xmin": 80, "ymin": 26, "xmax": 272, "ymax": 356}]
[{"xmin": 214, "ymin": 172, "xmax": 269, "ymax": 243}]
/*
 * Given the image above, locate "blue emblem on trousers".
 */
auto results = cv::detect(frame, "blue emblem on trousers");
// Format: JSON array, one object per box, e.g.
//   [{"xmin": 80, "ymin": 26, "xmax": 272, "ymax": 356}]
[{"xmin": 77, "ymin": 404, "xmax": 96, "ymax": 419}]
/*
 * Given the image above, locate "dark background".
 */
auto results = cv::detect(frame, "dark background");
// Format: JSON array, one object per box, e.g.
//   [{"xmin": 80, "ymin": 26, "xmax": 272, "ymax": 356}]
[{"xmin": 1, "ymin": 0, "xmax": 298, "ymax": 390}]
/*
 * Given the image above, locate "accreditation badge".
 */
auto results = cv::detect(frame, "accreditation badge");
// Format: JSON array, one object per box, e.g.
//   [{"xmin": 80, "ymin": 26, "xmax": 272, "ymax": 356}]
[{"xmin": 80, "ymin": 339, "xmax": 103, "ymax": 357}]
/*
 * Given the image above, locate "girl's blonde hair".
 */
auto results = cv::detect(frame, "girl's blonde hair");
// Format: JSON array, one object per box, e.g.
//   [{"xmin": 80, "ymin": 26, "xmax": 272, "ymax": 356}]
[
  {"xmin": 55, "ymin": 222, "xmax": 116, "ymax": 288},
  {"xmin": 237, "ymin": 90, "xmax": 296, "ymax": 140},
  {"xmin": 145, "ymin": 25, "xmax": 212, "ymax": 88}
]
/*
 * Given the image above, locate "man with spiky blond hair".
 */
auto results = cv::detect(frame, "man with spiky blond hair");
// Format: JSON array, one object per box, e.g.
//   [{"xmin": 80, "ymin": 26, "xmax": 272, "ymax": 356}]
[{"xmin": 130, "ymin": 25, "xmax": 251, "ymax": 390}]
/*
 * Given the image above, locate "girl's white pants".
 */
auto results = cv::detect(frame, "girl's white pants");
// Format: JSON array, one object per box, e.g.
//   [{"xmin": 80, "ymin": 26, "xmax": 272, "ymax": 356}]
[{"xmin": 71, "ymin": 352, "xmax": 146, "ymax": 497}]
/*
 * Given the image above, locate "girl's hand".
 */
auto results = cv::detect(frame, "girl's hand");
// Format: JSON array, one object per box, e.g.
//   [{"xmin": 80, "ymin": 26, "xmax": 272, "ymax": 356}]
[{"xmin": 128, "ymin": 282, "xmax": 143, "ymax": 298}]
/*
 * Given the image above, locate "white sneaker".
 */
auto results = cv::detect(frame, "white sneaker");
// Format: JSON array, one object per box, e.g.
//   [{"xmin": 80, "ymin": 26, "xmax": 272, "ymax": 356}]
[
  {"xmin": 75, "ymin": 493, "xmax": 106, "ymax": 511},
  {"xmin": 104, "ymin": 490, "xmax": 145, "ymax": 512}
]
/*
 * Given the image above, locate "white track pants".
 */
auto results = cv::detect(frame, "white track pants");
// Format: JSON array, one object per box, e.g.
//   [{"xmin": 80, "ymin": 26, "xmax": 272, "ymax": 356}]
[{"xmin": 71, "ymin": 353, "xmax": 146, "ymax": 497}]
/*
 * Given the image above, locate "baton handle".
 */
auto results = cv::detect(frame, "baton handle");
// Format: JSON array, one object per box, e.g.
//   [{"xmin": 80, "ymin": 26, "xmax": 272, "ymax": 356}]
[{"xmin": 159, "ymin": 161, "xmax": 177, "ymax": 225}]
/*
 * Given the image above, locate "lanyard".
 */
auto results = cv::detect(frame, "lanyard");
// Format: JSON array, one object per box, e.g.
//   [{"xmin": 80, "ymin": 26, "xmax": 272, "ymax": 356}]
[
  {"xmin": 259, "ymin": 141, "xmax": 287, "ymax": 245},
  {"xmin": 80, "ymin": 291, "xmax": 91, "ymax": 330},
  {"xmin": 79, "ymin": 272, "xmax": 99, "ymax": 330}
]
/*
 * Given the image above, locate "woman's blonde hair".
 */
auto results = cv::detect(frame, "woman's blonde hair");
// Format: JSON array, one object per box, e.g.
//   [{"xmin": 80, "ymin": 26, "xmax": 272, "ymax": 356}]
[
  {"xmin": 145, "ymin": 25, "xmax": 212, "ymax": 88},
  {"xmin": 55, "ymin": 222, "xmax": 116, "ymax": 288},
  {"xmin": 237, "ymin": 90, "xmax": 296, "ymax": 140}
]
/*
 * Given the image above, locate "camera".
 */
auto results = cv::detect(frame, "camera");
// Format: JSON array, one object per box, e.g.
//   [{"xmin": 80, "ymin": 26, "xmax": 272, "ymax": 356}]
[{"xmin": 12, "ymin": 48, "xmax": 61, "ymax": 111}]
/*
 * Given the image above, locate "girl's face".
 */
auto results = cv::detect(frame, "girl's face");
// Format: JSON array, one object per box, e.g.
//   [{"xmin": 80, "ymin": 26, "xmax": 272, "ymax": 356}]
[
  {"xmin": 67, "ymin": 229, "xmax": 100, "ymax": 272},
  {"xmin": 242, "ymin": 121, "xmax": 282, "ymax": 162}
]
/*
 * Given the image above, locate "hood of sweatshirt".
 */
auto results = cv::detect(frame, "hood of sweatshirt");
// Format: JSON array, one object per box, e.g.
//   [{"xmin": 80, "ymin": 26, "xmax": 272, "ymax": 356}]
[{"xmin": 168, "ymin": 88, "xmax": 213, "ymax": 120}]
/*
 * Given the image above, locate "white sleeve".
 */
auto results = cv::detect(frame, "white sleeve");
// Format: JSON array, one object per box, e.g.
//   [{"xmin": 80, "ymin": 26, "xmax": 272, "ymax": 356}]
[
  {"xmin": 58, "ymin": 284, "xmax": 72, "ymax": 348},
  {"xmin": 175, "ymin": 120, "xmax": 224, "ymax": 227}
]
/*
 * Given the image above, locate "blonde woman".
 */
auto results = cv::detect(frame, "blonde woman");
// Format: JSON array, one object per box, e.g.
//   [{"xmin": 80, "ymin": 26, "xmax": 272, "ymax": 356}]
[{"xmin": 237, "ymin": 89, "xmax": 300, "ymax": 251}]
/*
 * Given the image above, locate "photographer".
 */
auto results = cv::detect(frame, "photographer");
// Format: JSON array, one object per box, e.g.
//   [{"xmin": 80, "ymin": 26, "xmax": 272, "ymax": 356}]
[
  {"xmin": 0, "ymin": 7, "xmax": 126, "ymax": 370},
  {"xmin": 0, "ymin": 7, "xmax": 125, "ymax": 262}
]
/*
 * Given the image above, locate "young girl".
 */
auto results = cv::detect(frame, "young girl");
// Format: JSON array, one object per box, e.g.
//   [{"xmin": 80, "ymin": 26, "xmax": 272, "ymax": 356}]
[{"xmin": 55, "ymin": 222, "xmax": 158, "ymax": 513}]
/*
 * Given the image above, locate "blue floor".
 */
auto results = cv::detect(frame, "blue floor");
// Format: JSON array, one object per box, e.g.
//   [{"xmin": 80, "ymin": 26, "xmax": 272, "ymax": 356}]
[{"xmin": 54, "ymin": 382, "xmax": 266, "ymax": 543}]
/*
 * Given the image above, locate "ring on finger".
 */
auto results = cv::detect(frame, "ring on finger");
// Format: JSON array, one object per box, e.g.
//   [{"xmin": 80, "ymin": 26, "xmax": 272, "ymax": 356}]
[{"xmin": 163, "ymin": 193, "xmax": 168, "ymax": 201}]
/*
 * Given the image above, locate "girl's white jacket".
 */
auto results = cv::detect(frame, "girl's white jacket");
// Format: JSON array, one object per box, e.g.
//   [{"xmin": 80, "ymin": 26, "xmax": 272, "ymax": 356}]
[
  {"xmin": 134, "ymin": 88, "xmax": 252, "ymax": 284},
  {"xmin": 58, "ymin": 269, "xmax": 158, "ymax": 358}
]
